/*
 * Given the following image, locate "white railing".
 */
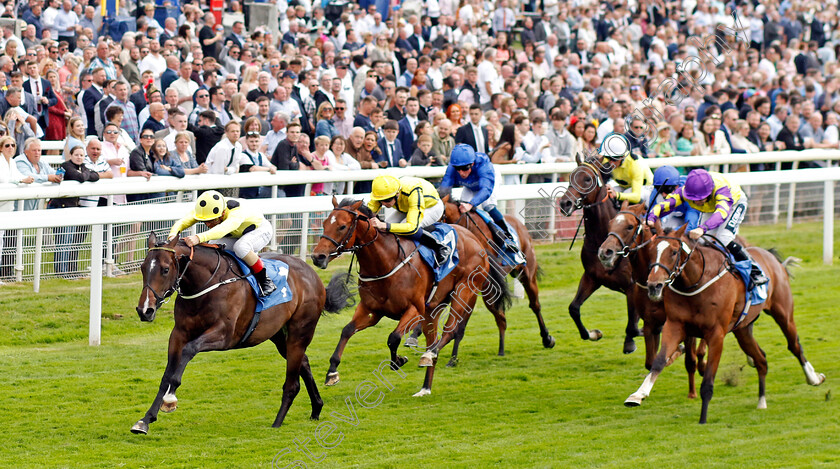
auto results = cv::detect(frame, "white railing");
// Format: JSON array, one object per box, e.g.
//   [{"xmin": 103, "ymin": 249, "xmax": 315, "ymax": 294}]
[{"xmin": 1, "ymin": 167, "xmax": 838, "ymax": 346}]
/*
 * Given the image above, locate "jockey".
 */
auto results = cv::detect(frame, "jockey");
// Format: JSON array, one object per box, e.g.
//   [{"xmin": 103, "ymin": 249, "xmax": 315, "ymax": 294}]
[
  {"xmin": 646, "ymin": 168, "xmax": 768, "ymax": 288},
  {"xmin": 648, "ymin": 165, "xmax": 699, "ymax": 232},
  {"xmin": 169, "ymin": 190, "xmax": 277, "ymax": 296},
  {"xmin": 368, "ymin": 174, "xmax": 452, "ymax": 265},
  {"xmin": 438, "ymin": 144, "xmax": 520, "ymax": 256},
  {"xmin": 600, "ymin": 133, "xmax": 654, "ymax": 206}
]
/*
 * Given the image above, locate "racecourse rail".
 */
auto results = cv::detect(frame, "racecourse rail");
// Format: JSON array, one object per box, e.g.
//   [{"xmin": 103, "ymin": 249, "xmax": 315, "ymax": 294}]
[{"xmin": 1, "ymin": 150, "xmax": 839, "ymax": 346}]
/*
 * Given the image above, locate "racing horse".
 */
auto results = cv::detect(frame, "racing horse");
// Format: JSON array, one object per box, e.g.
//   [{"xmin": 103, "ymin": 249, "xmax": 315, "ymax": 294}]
[
  {"xmin": 597, "ymin": 202, "xmax": 704, "ymax": 397},
  {"xmin": 625, "ymin": 222, "xmax": 825, "ymax": 423},
  {"xmin": 556, "ymin": 154, "xmax": 642, "ymax": 354},
  {"xmin": 434, "ymin": 194, "xmax": 556, "ymax": 355},
  {"xmin": 311, "ymin": 197, "xmax": 496, "ymax": 396},
  {"xmin": 131, "ymin": 233, "xmax": 354, "ymax": 434}
]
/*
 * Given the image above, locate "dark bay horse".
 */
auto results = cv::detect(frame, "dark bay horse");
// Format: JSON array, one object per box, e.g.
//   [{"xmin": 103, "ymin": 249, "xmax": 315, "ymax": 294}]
[
  {"xmin": 597, "ymin": 202, "xmax": 704, "ymax": 397},
  {"xmin": 437, "ymin": 194, "xmax": 555, "ymax": 354},
  {"xmin": 131, "ymin": 233, "xmax": 353, "ymax": 434},
  {"xmin": 626, "ymin": 223, "xmax": 825, "ymax": 423},
  {"xmin": 311, "ymin": 197, "xmax": 493, "ymax": 397},
  {"xmin": 556, "ymin": 155, "xmax": 641, "ymax": 354}
]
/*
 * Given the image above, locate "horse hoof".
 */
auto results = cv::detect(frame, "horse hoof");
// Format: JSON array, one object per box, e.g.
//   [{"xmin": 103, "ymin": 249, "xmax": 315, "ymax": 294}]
[
  {"xmin": 418, "ymin": 351, "xmax": 437, "ymax": 367},
  {"xmin": 161, "ymin": 395, "xmax": 178, "ymax": 413},
  {"xmin": 413, "ymin": 388, "xmax": 431, "ymax": 397},
  {"xmin": 392, "ymin": 356, "xmax": 408, "ymax": 369},
  {"xmin": 543, "ymin": 335, "xmax": 556, "ymax": 349},
  {"xmin": 623, "ymin": 340, "xmax": 637, "ymax": 354},
  {"xmin": 588, "ymin": 329, "xmax": 603, "ymax": 341},
  {"xmin": 325, "ymin": 372, "xmax": 340, "ymax": 386},
  {"xmin": 130, "ymin": 420, "xmax": 149, "ymax": 435},
  {"xmin": 404, "ymin": 337, "xmax": 419, "ymax": 348},
  {"xmin": 757, "ymin": 396, "xmax": 767, "ymax": 409},
  {"xmin": 687, "ymin": 392, "xmax": 697, "ymax": 400},
  {"xmin": 811, "ymin": 373, "xmax": 826, "ymax": 386},
  {"xmin": 624, "ymin": 394, "xmax": 645, "ymax": 407},
  {"xmin": 446, "ymin": 357, "xmax": 459, "ymax": 367}
]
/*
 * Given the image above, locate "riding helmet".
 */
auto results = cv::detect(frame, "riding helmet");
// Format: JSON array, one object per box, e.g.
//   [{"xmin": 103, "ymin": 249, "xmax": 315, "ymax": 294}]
[
  {"xmin": 682, "ymin": 169, "xmax": 715, "ymax": 201},
  {"xmin": 194, "ymin": 190, "xmax": 226, "ymax": 220},
  {"xmin": 653, "ymin": 165, "xmax": 681, "ymax": 187},
  {"xmin": 371, "ymin": 175, "xmax": 401, "ymax": 201},
  {"xmin": 450, "ymin": 144, "xmax": 477, "ymax": 167},
  {"xmin": 599, "ymin": 132, "xmax": 631, "ymax": 160}
]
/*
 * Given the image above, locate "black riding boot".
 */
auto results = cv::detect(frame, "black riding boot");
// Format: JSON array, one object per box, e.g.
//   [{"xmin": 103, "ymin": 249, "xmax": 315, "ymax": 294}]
[
  {"xmin": 727, "ymin": 241, "xmax": 768, "ymax": 288},
  {"xmin": 253, "ymin": 267, "xmax": 277, "ymax": 296},
  {"xmin": 418, "ymin": 231, "xmax": 451, "ymax": 266}
]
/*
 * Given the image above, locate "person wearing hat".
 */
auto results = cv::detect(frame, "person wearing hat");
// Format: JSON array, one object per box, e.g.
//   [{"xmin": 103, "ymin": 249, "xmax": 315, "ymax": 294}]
[
  {"xmin": 367, "ymin": 174, "xmax": 451, "ymax": 265},
  {"xmin": 651, "ymin": 121, "xmax": 674, "ymax": 157},
  {"xmin": 647, "ymin": 165, "xmax": 698, "ymax": 232},
  {"xmin": 600, "ymin": 132, "xmax": 654, "ymax": 205},
  {"xmin": 169, "ymin": 190, "xmax": 277, "ymax": 296},
  {"xmin": 646, "ymin": 169, "xmax": 768, "ymax": 288}
]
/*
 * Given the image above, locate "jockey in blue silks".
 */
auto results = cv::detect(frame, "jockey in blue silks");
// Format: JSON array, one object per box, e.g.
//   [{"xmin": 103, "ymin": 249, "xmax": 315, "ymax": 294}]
[
  {"xmin": 439, "ymin": 144, "xmax": 520, "ymax": 255},
  {"xmin": 648, "ymin": 165, "xmax": 700, "ymax": 232}
]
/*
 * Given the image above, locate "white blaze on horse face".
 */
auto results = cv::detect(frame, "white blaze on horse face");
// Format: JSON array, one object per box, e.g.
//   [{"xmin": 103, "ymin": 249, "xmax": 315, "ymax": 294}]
[
  {"xmin": 329, "ymin": 215, "xmax": 337, "ymax": 226},
  {"xmin": 652, "ymin": 240, "xmax": 670, "ymax": 275},
  {"xmin": 149, "ymin": 259, "xmax": 156, "ymax": 273},
  {"xmin": 615, "ymin": 214, "xmax": 627, "ymax": 227}
]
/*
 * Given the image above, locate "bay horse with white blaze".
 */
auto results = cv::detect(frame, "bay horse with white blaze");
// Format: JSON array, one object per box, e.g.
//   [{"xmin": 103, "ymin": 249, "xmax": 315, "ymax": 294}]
[
  {"xmin": 311, "ymin": 197, "xmax": 494, "ymax": 397},
  {"xmin": 556, "ymin": 154, "xmax": 642, "ymax": 354},
  {"xmin": 131, "ymin": 233, "xmax": 354, "ymax": 434},
  {"xmin": 625, "ymin": 222, "xmax": 825, "ymax": 423}
]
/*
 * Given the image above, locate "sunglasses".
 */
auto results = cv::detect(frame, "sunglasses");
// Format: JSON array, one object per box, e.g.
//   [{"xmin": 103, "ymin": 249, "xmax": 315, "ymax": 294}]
[
  {"xmin": 226, "ymin": 78, "xmax": 238, "ymax": 82},
  {"xmin": 336, "ymin": 107, "xmax": 345, "ymax": 111},
  {"xmin": 454, "ymin": 164, "xmax": 473, "ymax": 172},
  {"xmin": 141, "ymin": 134, "xmax": 155, "ymax": 139},
  {"xmin": 3, "ymin": 143, "xmax": 15, "ymax": 148},
  {"xmin": 197, "ymin": 94, "xmax": 209, "ymax": 98},
  {"xmin": 105, "ymin": 130, "xmax": 119, "ymax": 135}
]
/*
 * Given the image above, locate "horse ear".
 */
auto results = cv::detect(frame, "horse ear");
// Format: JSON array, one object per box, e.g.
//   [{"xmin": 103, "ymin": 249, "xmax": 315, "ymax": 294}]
[
  {"xmin": 442, "ymin": 194, "xmax": 450, "ymax": 203},
  {"xmin": 351, "ymin": 199, "xmax": 364, "ymax": 210},
  {"xmin": 147, "ymin": 232, "xmax": 158, "ymax": 249},
  {"xmin": 332, "ymin": 195, "xmax": 338, "ymax": 208},
  {"xmin": 167, "ymin": 232, "xmax": 179, "ymax": 247},
  {"xmin": 620, "ymin": 200, "xmax": 629, "ymax": 211},
  {"xmin": 575, "ymin": 152, "xmax": 583, "ymax": 166},
  {"xmin": 674, "ymin": 223, "xmax": 687, "ymax": 237},
  {"xmin": 653, "ymin": 218, "xmax": 663, "ymax": 235}
]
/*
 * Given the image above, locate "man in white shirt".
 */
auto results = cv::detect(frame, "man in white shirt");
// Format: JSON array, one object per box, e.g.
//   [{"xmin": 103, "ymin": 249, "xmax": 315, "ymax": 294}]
[
  {"xmin": 206, "ymin": 121, "xmax": 246, "ymax": 175},
  {"xmin": 54, "ymin": 0, "xmax": 79, "ymax": 50},
  {"xmin": 138, "ymin": 40, "xmax": 167, "ymax": 79},
  {"xmin": 42, "ymin": 0, "xmax": 61, "ymax": 40},
  {"xmin": 170, "ymin": 61, "xmax": 199, "ymax": 113},
  {"xmin": 476, "ymin": 48, "xmax": 500, "ymax": 109},
  {"xmin": 596, "ymin": 103, "xmax": 623, "ymax": 144}
]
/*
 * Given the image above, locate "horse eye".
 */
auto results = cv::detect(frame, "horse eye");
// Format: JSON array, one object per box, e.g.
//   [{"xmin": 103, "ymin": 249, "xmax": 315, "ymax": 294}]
[
  {"xmin": 625, "ymin": 225, "xmax": 632, "ymax": 230},
  {"xmin": 338, "ymin": 225, "xmax": 346, "ymax": 231},
  {"xmin": 670, "ymin": 251, "xmax": 677, "ymax": 257},
  {"xmin": 162, "ymin": 267, "xmax": 170, "ymax": 275}
]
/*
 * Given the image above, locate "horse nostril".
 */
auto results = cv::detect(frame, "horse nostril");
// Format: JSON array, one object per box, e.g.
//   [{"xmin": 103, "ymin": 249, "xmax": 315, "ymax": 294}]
[{"xmin": 605, "ymin": 249, "xmax": 614, "ymax": 257}]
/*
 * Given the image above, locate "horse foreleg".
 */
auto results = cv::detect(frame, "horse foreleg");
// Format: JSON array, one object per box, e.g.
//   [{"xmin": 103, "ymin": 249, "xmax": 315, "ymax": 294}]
[
  {"xmin": 388, "ymin": 306, "xmax": 421, "ymax": 370},
  {"xmin": 131, "ymin": 326, "xmax": 227, "ymax": 435},
  {"xmin": 446, "ymin": 320, "xmax": 467, "ymax": 368},
  {"xmin": 404, "ymin": 322, "xmax": 423, "ymax": 348},
  {"xmin": 482, "ymin": 295, "xmax": 507, "ymax": 356},
  {"xmin": 569, "ymin": 274, "xmax": 603, "ymax": 341},
  {"xmin": 521, "ymin": 264, "xmax": 554, "ymax": 349},
  {"xmin": 326, "ymin": 305, "xmax": 382, "ymax": 386},
  {"xmin": 623, "ymin": 293, "xmax": 640, "ymax": 354},
  {"xmin": 684, "ymin": 338, "xmax": 698, "ymax": 399},
  {"xmin": 625, "ymin": 319, "xmax": 685, "ymax": 407},
  {"xmin": 699, "ymin": 330, "xmax": 725, "ymax": 424}
]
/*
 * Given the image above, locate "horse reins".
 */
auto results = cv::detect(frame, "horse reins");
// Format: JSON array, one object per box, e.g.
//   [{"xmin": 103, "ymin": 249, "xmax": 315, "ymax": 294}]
[
  {"xmin": 148, "ymin": 243, "xmax": 250, "ymax": 302},
  {"xmin": 145, "ymin": 245, "xmax": 194, "ymax": 306}
]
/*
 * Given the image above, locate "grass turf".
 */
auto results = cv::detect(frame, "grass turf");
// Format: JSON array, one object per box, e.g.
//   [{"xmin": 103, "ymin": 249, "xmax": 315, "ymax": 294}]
[{"xmin": 0, "ymin": 222, "xmax": 838, "ymax": 468}]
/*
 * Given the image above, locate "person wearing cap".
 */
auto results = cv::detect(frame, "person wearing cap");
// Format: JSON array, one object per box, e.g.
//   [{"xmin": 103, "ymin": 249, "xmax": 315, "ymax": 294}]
[
  {"xmin": 647, "ymin": 165, "xmax": 698, "ymax": 232},
  {"xmin": 646, "ymin": 169, "xmax": 768, "ymax": 288},
  {"xmin": 600, "ymin": 133, "xmax": 654, "ymax": 206},
  {"xmin": 438, "ymin": 144, "xmax": 521, "ymax": 257},
  {"xmin": 367, "ymin": 174, "xmax": 451, "ymax": 265},
  {"xmin": 169, "ymin": 190, "xmax": 277, "ymax": 296}
]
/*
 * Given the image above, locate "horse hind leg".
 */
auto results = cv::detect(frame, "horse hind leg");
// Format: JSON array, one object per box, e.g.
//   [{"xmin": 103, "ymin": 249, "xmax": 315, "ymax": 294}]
[
  {"xmin": 483, "ymin": 296, "xmax": 507, "ymax": 356},
  {"xmin": 404, "ymin": 323, "xmax": 422, "ymax": 348},
  {"xmin": 520, "ymin": 264, "xmax": 554, "ymax": 349},
  {"xmin": 272, "ymin": 334, "xmax": 323, "ymax": 421},
  {"xmin": 733, "ymin": 326, "xmax": 769, "ymax": 409},
  {"xmin": 766, "ymin": 298, "xmax": 826, "ymax": 386},
  {"xmin": 446, "ymin": 319, "xmax": 467, "ymax": 367}
]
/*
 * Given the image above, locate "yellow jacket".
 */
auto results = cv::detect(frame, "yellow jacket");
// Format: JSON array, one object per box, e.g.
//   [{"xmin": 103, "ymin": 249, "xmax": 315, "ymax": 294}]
[
  {"xmin": 170, "ymin": 199, "xmax": 267, "ymax": 243},
  {"xmin": 368, "ymin": 176, "xmax": 440, "ymax": 235},
  {"xmin": 603, "ymin": 156, "xmax": 654, "ymax": 204}
]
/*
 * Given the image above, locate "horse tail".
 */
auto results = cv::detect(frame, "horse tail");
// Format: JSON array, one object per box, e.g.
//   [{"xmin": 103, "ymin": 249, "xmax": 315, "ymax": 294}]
[
  {"xmin": 535, "ymin": 264, "xmax": 545, "ymax": 282},
  {"xmin": 768, "ymin": 248, "xmax": 800, "ymax": 280},
  {"xmin": 323, "ymin": 272, "xmax": 357, "ymax": 315},
  {"xmin": 487, "ymin": 258, "xmax": 513, "ymax": 312}
]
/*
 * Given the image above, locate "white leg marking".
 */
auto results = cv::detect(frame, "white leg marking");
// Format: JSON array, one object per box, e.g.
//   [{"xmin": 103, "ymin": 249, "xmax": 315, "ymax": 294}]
[
  {"xmin": 413, "ymin": 388, "xmax": 431, "ymax": 397},
  {"xmin": 757, "ymin": 396, "xmax": 767, "ymax": 409},
  {"xmin": 803, "ymin": 361, "xmax": 826, "ymax": 385},
  {"xmin": 626, "ymin": 373, "xmax": 656, "ymax": 406}
]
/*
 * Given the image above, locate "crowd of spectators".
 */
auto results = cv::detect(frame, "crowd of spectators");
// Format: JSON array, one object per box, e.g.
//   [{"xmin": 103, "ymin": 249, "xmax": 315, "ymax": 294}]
[{"xmin": 0, "ymin": 0, "xmax": 837, "ymax": 276}]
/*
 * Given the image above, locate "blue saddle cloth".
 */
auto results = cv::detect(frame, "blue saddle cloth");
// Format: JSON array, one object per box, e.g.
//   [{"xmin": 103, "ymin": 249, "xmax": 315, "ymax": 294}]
[
  {"xmin": 474, "ymin": 209, "xmax": 526, "ymax": 266},
  {"xmin": 415, "ymin": 223, "xmax": 460, "ymax": 282},
  {"xmin": 228, "ymin": 251, "xmax": 293, "ymax": 312},
  {"xmin": 729, "ymin": 256, "xmax": 768, "ymax": 328}
]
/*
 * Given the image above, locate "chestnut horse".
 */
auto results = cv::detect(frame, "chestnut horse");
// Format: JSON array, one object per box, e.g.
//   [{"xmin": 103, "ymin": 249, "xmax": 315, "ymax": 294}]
[
  {"xmin": 131, "ymin": 233, "xmax": 354, "ymax": 434},
  {"xmin": 311, "ymin": 197, "xmax": 493, "ymax": 396},
  {"xmin": 625, "ymin": 223, "xmax": 825, "ymax": 423},
  {"xmin": 556, "ymin": 155, "xmax": 642, "ymax": 354},
  {"xmin": 597, "ymin": 202, "xmax": 704, "ymax": 397},
  {"xmin": 436, "ymin": 194, "xmax": 555, "ymax": 354}
]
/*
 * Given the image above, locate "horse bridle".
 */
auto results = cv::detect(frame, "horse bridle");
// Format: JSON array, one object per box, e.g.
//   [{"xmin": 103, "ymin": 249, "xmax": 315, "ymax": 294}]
[
  {"xmin": 605, "ymin": 211, "xmax": 657, "ymax": 258},
  {"xmin": 562, "ymin": 162, "xmax": 611, "ymax": 214},
  {"xmin": 145, "ymin": 245, "xmax": 194, "ymax": 307},
  {"xmin": 647, "ymin": 235, "xmax": 698, "ymax": 285},
  {"xmin": 319, "ymin": 207, "xmax": 379, "ymax": 256}
]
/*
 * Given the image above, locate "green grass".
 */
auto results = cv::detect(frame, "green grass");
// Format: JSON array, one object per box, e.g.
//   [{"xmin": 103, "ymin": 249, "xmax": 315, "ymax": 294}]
[{"xmin": 1, "ymin": 222, "xmax": 839, "ymax": 468}]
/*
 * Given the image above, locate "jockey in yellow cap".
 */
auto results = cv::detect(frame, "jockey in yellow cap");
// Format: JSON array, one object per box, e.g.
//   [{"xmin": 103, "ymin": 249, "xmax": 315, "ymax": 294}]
[
  {"xmin": 169, "ymin": 190, "xmax": 276, "ymax": 296},
  {"xmin": 368, "ymin": 174, "xmax": 451, "ymax": 265}
]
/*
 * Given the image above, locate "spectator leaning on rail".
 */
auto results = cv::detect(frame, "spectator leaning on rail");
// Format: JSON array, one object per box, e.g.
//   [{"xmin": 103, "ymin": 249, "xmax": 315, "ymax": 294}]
[
  {"xmin": 15, "ymin": 138, "xmax": 61, "ymax": 211},
  {"xmin": 169, "ymin": 190, "xmax": 277, "ymax": 297}
]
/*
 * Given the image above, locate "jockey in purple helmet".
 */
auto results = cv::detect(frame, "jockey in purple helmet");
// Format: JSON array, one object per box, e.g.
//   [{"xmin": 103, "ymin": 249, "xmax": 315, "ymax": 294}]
[
  {"xmin": 439, "ymin": 144, "xmax": 520, "ymax": 255},
  {"xmin": 646, "ymin": 168, "xmax": 768, "ymax": 287}
]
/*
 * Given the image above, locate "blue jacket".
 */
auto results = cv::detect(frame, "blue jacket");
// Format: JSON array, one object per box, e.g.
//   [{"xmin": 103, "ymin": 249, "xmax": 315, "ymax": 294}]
[
  {"xmin": 397, "ymin": 117, "xmax": 415, "ymax": 156},
  {"xmin": 648, "ymin": 175, "xmax": 699, "ymax": 230},
  {"xmin": 439, "ymin": 152, "xmax": 495, "ymax": 207},
  {"xmin": 378, "ymin": 137, "xmax": 405, "ymax": 167}
]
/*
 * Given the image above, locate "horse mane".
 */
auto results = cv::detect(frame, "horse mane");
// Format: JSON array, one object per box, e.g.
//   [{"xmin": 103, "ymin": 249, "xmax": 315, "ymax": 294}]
[
  {"xmin": 338, "ymin": 198, "xmax": 375, "ymax": 218},
  {"xmin": 583, "ymin": 156, "xmax": 611, "ymax": 184}
]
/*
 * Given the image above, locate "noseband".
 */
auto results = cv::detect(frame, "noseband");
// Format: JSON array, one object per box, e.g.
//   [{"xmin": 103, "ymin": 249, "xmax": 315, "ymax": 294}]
[
  {"xmin": 319, "ymin": 207, "xmax": 379, "ymax": 256},
  {"xmin": 647, "ymin": 235, "xmax": 696, "ymax": 284},
  {"xmin": 605, "ymin": 211, "xmax": 655, "ymax": 257}
]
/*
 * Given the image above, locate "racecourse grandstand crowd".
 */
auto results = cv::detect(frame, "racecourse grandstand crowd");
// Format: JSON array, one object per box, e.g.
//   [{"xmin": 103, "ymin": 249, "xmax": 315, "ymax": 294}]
[{"xmin": 0, "ymin": 0, "xmax": 837, "ymax": 277}]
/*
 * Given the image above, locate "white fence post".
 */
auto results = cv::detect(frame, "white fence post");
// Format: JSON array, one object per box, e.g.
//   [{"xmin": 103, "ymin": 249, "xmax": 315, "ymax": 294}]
[
  {"xmin": 786, "ymin": 161, "xmax": 799, "ymax": 229},
  {"xmin": 270, "ymin": 185, "xmax": 278, "ymax": 252},
  {"xmin": 89, "ymin": 223, "xmax": 103, "ymax": 346},
  {"xmin": 33, "ymin": 228, "xmax": 43, "ymax": 293},
  {"xmin": 773, "ymin": 161, "xmax": 782, "ymax": 224},
  {"xmin": 824, "ymin": 181, "xmax": 834, "ymax": 266},
  {"xmin": 14, "ymin": 229, "xmax": 23, "ymax": 282}
]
